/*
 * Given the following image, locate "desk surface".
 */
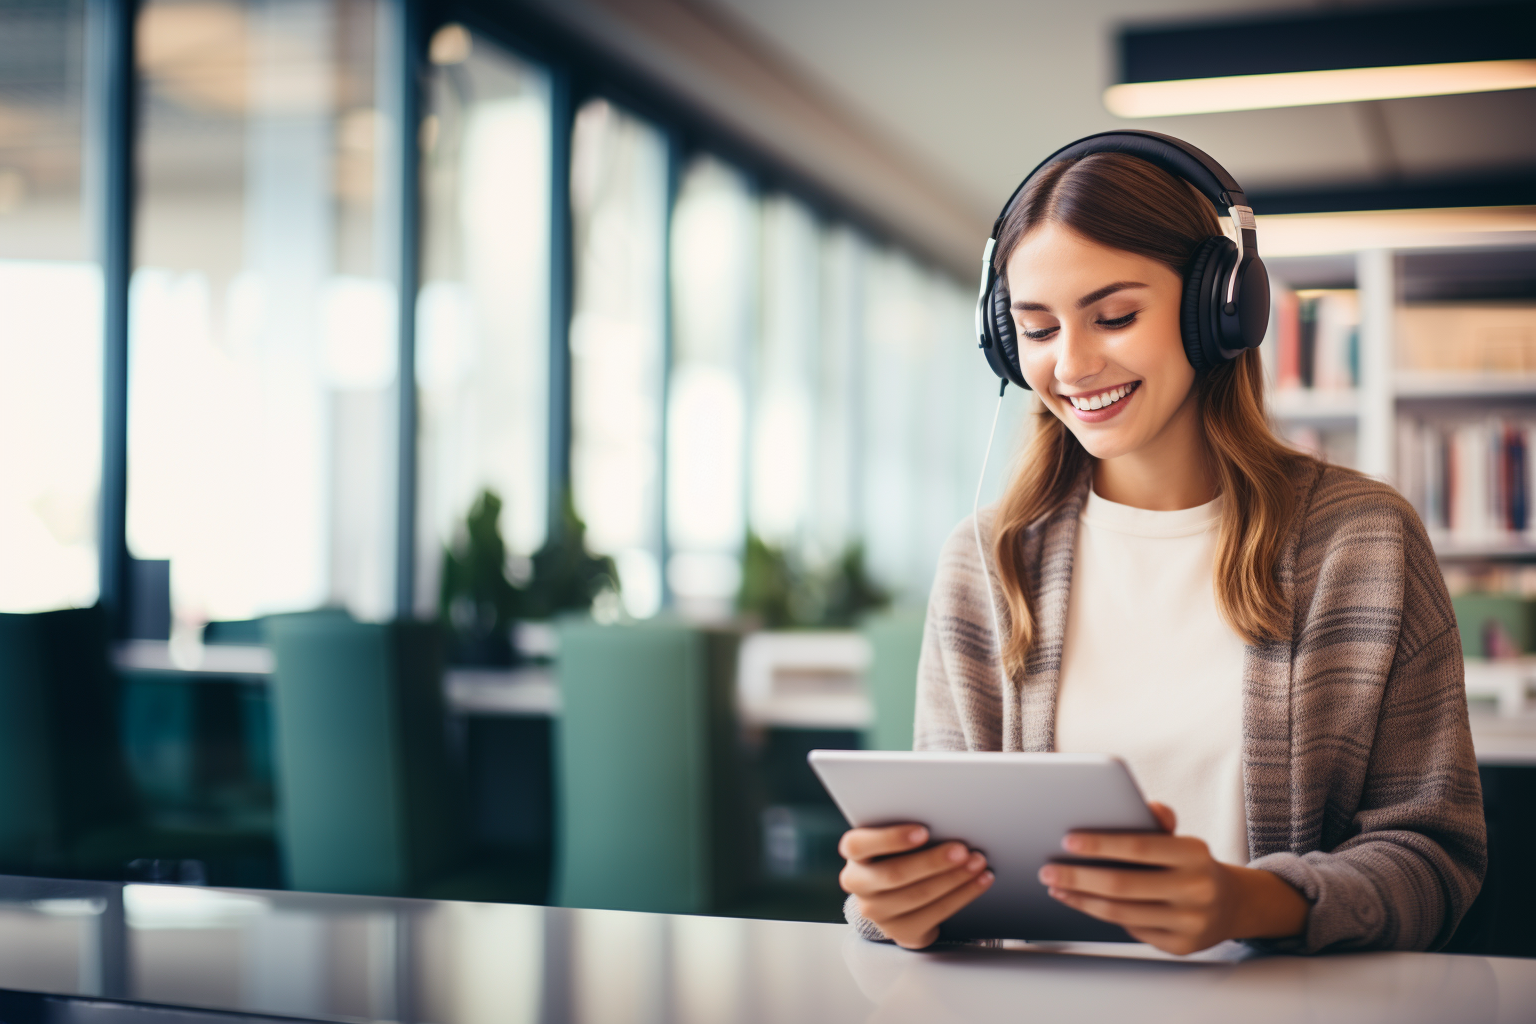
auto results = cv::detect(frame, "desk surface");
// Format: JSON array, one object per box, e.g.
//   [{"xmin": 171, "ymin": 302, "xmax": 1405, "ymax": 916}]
[{"xmin": 1, "ymin": 875, "xmax": 1534, "ymax": 1024}]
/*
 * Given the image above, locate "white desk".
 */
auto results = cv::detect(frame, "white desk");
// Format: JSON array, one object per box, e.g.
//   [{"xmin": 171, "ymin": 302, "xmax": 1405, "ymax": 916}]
[
  {"xmin": 112, "ymin": 640, "xmax": 559, "ymax": 717},
  {"xmin": 1470, "ymin": 709, "xmax": 1536, "ymax": 766},
  {"xmin": 111, "ymin": 641, "xmax": 1536, "ymax": 761},
  {"xmin": 0, "ymin": 875, "xmax": 1533, "ymax": 1024}
]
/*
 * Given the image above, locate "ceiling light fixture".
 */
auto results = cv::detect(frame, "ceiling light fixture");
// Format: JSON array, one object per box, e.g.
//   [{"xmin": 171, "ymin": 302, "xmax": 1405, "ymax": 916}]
[
  {"xmin": 1109, "ymin": 2, "xmax": 1536, "ymax": 118},
  {"xmin": 1106, "ymin": 59, "xmax": 1536, "ymax": 119}
]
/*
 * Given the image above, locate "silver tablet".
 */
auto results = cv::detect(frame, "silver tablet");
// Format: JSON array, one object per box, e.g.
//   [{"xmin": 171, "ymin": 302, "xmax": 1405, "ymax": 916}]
[{"xmin": 808, "ymin": 749, "xmax": 1163, "ymax": 942}]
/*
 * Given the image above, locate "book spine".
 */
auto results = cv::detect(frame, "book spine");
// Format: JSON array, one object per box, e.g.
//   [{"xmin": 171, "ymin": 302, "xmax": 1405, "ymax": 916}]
[
  {"xmin": 1509, "ymin": 424, "xmax": 1526, "ymax": 534},
  {"xmin": 1276, "ymin": 288, "xmax": 1300, "ymax": 390},
  {"xmin": 1399, "ymin": 416, "xmax": 1536, "ymax": 545},
  {"xmin": 1298, "ymin": 298, "xmax": 1317, "ymax": 390},
  {"xmin": 1526, "ymin": 425, "xmax": 1536, "ymax": 542}
]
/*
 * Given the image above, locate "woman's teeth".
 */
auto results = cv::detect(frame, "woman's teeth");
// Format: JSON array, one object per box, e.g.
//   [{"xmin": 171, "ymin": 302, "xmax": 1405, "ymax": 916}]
[{"xmin": 1068, "ymin": 383, "xmax": 1137, "ymax": 411}]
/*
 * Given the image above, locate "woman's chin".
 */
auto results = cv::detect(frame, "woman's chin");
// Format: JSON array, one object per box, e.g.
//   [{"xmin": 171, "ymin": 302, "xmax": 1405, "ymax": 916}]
[{"xmin": 1064, "ymin": 423, "xmax": 1138, "ymax": 462}]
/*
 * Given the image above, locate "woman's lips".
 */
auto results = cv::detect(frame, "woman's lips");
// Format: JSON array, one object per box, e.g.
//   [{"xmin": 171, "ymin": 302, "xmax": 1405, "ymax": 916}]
[{"xmin": 1062, "ymin": 381, "xmax": 1140, "ymax": 423}]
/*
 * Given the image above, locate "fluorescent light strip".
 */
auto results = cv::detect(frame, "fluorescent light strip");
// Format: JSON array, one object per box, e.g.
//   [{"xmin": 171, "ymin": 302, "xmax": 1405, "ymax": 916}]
[
  {"xmin": 1104, "ymin": 60, "xmax": 1536, "ymax": 118},
  {"xmin": 1256, "ymin": 206, "xmax": 1536, "ymax": 257}
]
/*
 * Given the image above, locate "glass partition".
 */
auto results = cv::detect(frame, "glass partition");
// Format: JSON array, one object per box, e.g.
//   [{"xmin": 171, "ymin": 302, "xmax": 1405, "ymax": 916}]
[
  {"xmin": 668, "ymin": 155, "xmax": 755, "ymax": 619},
  {"xmin": 0, "ymin": 0, "xmax": 102, "ymax": 613},
  {"xmin": 568, "ymin": 98, "xmax": 668, "ymax": 619},
  {"xmin": 416, "ymin": 26, "xmax": 551, "ymax": 614},
  {"xmin": 128, "ymin": 0, "xmax": 397, "ymax": 628}
]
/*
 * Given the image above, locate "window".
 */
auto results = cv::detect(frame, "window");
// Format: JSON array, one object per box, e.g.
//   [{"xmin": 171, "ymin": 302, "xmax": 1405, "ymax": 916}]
[
  {"xmin": 128, "ymin": 0, "xmax": 397, "ymax": 627},
  {"xmin": 668, "ymin": 156, "xmax": 755, "ymax": 618},
  {"xmin": 0, "ymin": 0, "xmax": 102, "ymax": 613},
  {"xmin": 41, "ymin": 0, "xmax": 985, "ymax": 634},
  {"xmin": 750, "ymin": 195, "xmax": 818, "ymax": 556},
  {"xmin": 861, "ymin": 247, "xmax": 1007, "ymax": 599},
  {"xmin": 810, "ymin": 224, "xmax": 864, "ymax": 563},
  {"xmin": 568, "ymin": 98, "xmax": 668, "ymax": 619},
  {"xmin": 416, "ymin": 26, "xmax": 551, "ymax": 611}
]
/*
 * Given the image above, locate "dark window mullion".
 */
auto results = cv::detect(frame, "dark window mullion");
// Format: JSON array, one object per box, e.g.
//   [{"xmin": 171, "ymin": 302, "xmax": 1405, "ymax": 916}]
[
  {"xmin": 389, "ymin": 0, "xmax": 423, "ymax": 619},
  {"xmin": 547, "ymin": 67, "xmax": 574, "ymax": 542},
  {"xmin": 657, "ymin": 128, "xmax": 683, "ymax": 609},
  {"xmin": 90, "ymin": 0, "xmax": 134, "ymax": 638}
]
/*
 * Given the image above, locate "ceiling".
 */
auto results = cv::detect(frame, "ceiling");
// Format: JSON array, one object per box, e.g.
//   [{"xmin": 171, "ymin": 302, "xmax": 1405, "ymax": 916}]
[{"xmin": 705, "ymin": 0, "xmax": 1536, "ymax": 223}]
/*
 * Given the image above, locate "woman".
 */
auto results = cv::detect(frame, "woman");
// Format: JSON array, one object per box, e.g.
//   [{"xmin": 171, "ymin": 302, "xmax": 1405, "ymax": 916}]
[{"xmin": 839, "ymin": 142, "xmax": 1485, "ymax": 956}]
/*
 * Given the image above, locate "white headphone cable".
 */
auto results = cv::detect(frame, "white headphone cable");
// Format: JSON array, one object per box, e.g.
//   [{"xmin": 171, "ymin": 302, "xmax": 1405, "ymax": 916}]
[{"xmin": 971, "ymin": 382, "xmax": 1012, "ymax": 693}]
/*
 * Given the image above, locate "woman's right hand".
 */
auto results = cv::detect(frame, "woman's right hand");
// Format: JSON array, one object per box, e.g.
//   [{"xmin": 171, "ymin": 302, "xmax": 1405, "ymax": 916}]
[{"xmin": 838, "ymin": 825, "xmax": 993, "ymax": 949}]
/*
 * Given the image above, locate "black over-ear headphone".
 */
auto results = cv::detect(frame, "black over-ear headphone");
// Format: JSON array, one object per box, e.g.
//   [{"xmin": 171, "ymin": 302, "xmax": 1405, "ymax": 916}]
[{"xmin": 976, "ymin": 130, "xmax": 1269, "ymax": 391}]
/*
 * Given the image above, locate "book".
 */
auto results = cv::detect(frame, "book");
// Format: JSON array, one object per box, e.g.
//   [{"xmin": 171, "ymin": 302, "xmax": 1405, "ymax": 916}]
[
  {"xmin": 1270, "ymin": 286, "xmax": 1358, "ymax": 392},
  {"xmin": 1397, "ymin": 415, "xmax": 1536, "ymax": 545},
  {"xmin": 1398, "ymin": 304, "xmax": 1536, "ymax": 373}
]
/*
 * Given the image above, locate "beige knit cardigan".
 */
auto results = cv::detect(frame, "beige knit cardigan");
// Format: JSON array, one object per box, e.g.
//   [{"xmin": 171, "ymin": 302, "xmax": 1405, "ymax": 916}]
[{"xmin": 848, "ymin": 458, "xmax": 1486, "ymax": 954}]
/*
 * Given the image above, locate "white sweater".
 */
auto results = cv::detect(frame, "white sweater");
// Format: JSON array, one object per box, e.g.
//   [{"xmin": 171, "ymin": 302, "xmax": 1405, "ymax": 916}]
[{"xmin": 1053, "ymin": 488, "xmax": 1249, "ymax": 866}]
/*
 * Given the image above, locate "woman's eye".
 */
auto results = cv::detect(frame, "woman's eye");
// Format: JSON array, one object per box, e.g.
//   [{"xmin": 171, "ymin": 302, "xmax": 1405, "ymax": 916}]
[
  {"xmin": 1021, "ymin": 326, "xmax": 1058, "ymax": 341},
  {"xmin": 1096, "ymin": 311, "xmax": 1139, "ymax": 329}
]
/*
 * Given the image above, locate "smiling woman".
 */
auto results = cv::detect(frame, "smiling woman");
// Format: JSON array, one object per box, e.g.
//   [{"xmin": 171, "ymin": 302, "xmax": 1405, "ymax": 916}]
[
  {"xmin": 992, "ymin": 154, "xmax": 1296, "ymax": 663},
  {"xmin": 839, "ymin": 139, "xmax": 1485, "ymax": 959}
]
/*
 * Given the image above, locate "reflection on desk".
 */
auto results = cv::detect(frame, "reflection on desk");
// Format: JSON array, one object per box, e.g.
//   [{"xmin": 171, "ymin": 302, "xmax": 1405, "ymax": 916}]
[{"xmin": 0, "ymin": 874, "xmax": 1534, "ymax": 1024}]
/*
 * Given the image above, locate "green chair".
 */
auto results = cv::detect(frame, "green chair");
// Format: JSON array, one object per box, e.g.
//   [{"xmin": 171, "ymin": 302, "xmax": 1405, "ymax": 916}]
[
  {"xmin": 861, "ymin": 608, "xmax": 927, "ymax": 751},
  {"xmin": 553, "ymin": 619, "xmax": 747, "ymax": 915},
  {"xmin": 266, "ymin": 613, "xmax": 466, "ymax": 897}
]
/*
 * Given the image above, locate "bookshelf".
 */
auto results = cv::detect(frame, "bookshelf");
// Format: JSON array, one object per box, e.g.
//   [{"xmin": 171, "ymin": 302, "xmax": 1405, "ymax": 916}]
[
  {"xmin": 1265, "ymin": 231, "xmax": 1536, "ymax": 542},
  {"xmin": 1395, "ymin": 372, "xmax": 1536, "ymax": 399},
  {"xmin": 1264, "ymin": 227, "xmax": 1536, "ymax": 689}
]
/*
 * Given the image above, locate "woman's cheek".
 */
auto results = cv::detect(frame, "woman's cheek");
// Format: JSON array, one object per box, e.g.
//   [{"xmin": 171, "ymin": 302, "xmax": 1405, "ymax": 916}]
[{"xmin": 1019, "ymin": 351, "xmax": 1054, "ymax": 398}]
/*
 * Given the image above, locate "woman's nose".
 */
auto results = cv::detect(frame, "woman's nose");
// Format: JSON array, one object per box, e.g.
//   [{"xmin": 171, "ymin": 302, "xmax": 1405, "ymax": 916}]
[{"xmin": 1053, "ymin": 327, "xmax": 1104, "ymax": 387}]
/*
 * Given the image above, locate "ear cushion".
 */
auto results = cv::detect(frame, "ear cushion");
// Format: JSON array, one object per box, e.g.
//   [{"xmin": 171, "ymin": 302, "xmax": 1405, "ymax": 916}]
[
  {"xmin": 988, "ymin": 273, "xmax": 1029, "ymax": 389},
  {"xmin": 1179, "ymin": 236, "xmax": 1232, "ymax": 373}
]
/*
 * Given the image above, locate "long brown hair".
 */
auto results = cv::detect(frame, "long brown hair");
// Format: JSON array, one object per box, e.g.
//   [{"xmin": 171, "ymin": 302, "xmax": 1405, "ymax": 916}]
[{"xmin": 991, "ymin": 152, "xmax": 1303, "ymax": 676}]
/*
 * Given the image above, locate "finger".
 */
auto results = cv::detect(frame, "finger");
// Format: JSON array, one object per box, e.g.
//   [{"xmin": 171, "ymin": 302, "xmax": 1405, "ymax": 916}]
[
  {"xmin": 1048, "ymin": 888, "xmax": 1201, "ymax": 932},
  {"xmin": 1061, "ymin": 831, "xmax": 1207, "ymax": 867},
  {"xmin": 885, "ymin": 869, "xmax": 996, "ymax": 948},
  {"xmin": 841, "ymin": 841, "xmax": 978, "ymax": 895},
  {"xmin": 1124, "ymin": 928, "xmax": 1207, "ymax": 957},
  {"xmin": 1147, "ymin": 801, "xmax": 1177, "ymax": 833},
  {"xmin": 857, "ymin": 854, "xmax": 988, "ymax": 921},
  {"xmin": 838, "ymin": 825, "xmax": 928, "ymax": 862},
  {"xmin": 1039, "ymin": 863, "xmax": 1201, "ymax": 903}
]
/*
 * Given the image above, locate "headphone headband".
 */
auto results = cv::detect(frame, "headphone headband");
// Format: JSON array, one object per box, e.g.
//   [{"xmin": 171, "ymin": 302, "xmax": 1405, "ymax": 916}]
[{"xmin": 988, "ymin": 130, "xmax": 1247, "ymax": 239}]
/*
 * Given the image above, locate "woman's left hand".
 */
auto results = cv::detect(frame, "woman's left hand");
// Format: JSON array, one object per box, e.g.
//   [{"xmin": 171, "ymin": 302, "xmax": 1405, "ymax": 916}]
[{"xmin": 1037, "ymin": 803, "xmax": 1309, "ymax": 955}]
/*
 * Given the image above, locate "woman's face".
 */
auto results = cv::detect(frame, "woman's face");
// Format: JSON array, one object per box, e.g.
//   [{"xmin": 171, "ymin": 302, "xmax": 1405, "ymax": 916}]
[{"xmin": 1004, "ymin": 222, "xmax": 1196, "ymax": 462}]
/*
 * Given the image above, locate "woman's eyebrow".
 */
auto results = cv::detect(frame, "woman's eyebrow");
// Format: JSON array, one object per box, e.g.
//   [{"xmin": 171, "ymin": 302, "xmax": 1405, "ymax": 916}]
[
  {"xmin": 1076, "ymin": 281, "xmax": 1147, "ymax": 308},
  {"xmin": 1010, "ymin": 281, "xmax": 1149, "ymax": 313}
]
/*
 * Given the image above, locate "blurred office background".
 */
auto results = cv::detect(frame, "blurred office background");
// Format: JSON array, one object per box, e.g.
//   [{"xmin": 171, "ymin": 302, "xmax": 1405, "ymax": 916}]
[{"xmin": 2, "ymin": 0, "xmax": 1535, "ymax": 947}]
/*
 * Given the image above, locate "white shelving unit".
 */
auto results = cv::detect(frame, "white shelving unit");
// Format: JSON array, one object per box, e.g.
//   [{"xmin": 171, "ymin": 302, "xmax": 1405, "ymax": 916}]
[
  {"xmin": 1395, "ymin": 372, "xmax": 1536, "ymax": 399},
  {"xmin": 1267, "ymin": 223, "xmax": 1536, "ymax": 718},
  {"xmin": 1265, "ymin": 229, "xmax": 1536, "ymax": 518},
  {"xmin": 1270, "ymin": 387, "xmax": 1359, "ymax": 424}
]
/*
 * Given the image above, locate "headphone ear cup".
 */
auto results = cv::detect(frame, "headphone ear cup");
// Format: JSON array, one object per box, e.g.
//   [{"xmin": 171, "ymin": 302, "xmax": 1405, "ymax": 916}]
[
  {"xmin": 1180, "ymin": 236, "xmax": 1233, "ymax": 373},
  {"xmin": 985, "ymin": 273, "xmax": 1030, "ymax": 390}
]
